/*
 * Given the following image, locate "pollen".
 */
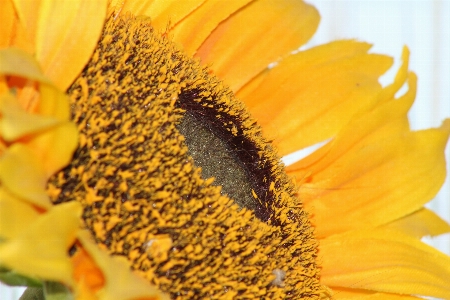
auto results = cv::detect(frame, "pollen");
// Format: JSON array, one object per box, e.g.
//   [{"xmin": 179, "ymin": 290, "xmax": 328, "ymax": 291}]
[{"xmin": 47, "ymin": 15, "xmax": 322, "ymax": 299}]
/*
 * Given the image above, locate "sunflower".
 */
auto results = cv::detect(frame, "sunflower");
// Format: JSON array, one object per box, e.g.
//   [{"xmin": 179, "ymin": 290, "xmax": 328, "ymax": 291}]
[{"xmin": 1, "ymin": 0, "xmax": 450, "ymax": 299}]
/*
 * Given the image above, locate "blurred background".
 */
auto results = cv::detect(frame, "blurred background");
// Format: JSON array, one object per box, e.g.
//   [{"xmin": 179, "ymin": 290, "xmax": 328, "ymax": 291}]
[{"xmin": 1, "ymin": 0, "xmax": 450, "ymax": 299}]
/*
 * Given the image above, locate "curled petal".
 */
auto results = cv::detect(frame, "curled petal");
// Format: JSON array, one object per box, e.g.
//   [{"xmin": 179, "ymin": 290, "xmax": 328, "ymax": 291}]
[
  {"xmin": 0, "ymin": 144, "xmax": 51, "ymax": 209},
  {"xmin": 0, "ymin": 92, "xmax": 59, "ymax": 141},
  {"xmin": 0, "ymin": 48, "xmax": 72, "ymax": 118},
  {"xmin": 36, "ymin": 82, "xmax": 71, "ymax": 121},
  {"xmin": 0, "ymin": 201, "xmax": 82, "ymax": 285},
  {"xmin": 71, "ymin": 247, "xmax": 105, "ymax": 297},
  {"xmin": 0, "ymin": 48, "xmax": 51, "ymax": 84},
  {"xmin": 28, "ymin": 122, "xmax": 79, "ymax": 177},
  {"xmin": 0, "ymin": 48, "xmax": 78, "ymax": 177},
  {"xmin": 0, "ymin": 187, "xmax": 40, "ymax": 240},
  {"xmin": 78, "ymin": 231, "xmax": 169, "ymax": 300}
]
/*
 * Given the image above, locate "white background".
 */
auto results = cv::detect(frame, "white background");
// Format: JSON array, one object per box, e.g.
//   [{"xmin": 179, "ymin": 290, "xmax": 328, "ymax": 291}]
[{"xmin": 1, "ymin": 0, "xmax": 450, "ymax": 299}]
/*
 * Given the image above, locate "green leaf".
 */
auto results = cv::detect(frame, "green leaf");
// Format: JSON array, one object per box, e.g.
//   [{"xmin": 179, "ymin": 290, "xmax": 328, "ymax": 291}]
[
  {"xmin": 0, "ymin": 266, "xmax": 42, "ymax": 287},
  {"xmin": 43, "ymin": 281, "xmax": 74, "ymax": 300},
  {"xmin": 18, "ymin": 281, "xmax": 75, "ymax": 300},
  {"xmin": 19, "ymin": 287, "xmax": 45, "ymax": 300}
]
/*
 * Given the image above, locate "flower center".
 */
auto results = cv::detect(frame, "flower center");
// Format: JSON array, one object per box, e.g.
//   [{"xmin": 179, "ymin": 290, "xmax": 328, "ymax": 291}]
[
  {"xmin": 177, "ymin": 112, "xmax": 258, "ymax": 214},
  {"xmin": 47, "ymin": 15, "xmax": 322, "ymax": 299}
]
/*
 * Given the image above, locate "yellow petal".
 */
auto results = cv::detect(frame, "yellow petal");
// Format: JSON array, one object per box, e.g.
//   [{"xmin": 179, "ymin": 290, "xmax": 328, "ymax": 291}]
[
  {"xmin": 0, "ymin": 49, "xmax": 78, "ymax": 176},
  {"xmin": 0, "ymin": 144, "xmax": 51, "ymax": 209},
  {"xmin": 383, "ymin": 208, "xmax": 450, "ymax": 238},
  {"xmin": 78, "ymin": 231, "xmax": 169, "ymax": 300},
  {"xmin": 36, "ymin": 81, "xmax": 71, "ymax": 121},
  {"xmin": 320, "ymin": 229, "xmax": 450, "ymax": 299},
  {"xmin": 71, "ymin": 246, "xmax": 105, "ymax": 297},
  {"xmin": 0, "ymin": 187, "xmax": 40, "ymax": 240},
  {"xmin": 0, "ymin": 48, "xmax": 72, "ymax": 120},
  {"xmin": 0, "ymin": 0, "xmax": 32, "ymax": 52},
  {"xmin": 0, "ymin": 48, "xmax": 51, "ymax": 84},
  {"xmin": 0, "ymin": 201, "xmax": 82, "ymax": 285},
  {"xmin": 0, "ymin": 0, "xmax": 19, "ymax": 47},
  {"xmin": 0, "ymin": 76, "xmax": 7, "ymax": 95},
  {"xmin": 292, "ymin": 100, "xmax": 450, "ymax": 237},
  {"xmin": 286, "ymin": 69, "xmax": 412, "ymax": 233},
  {"xmin": 330, "ymin": 287, "xmax": 421, "ymax": 299},
  {"xmin": 285, "ymin": 49, "xmax": 448, "ymax": 237},
  {"xmin": 106, "ymin": 0, "xmax": 123, "ymax": 17},
  {"xmin": 287, "ymin": 67, "xmax": 450, "ymax": 237},
  {"xmin": 28, "ymin": 122, "xmax": 79, "ymax": 177},
  {"xmin": 118, "ymin": 0, "xmax": 205, "ymax": 30},
  {"xmin": 11, "ymin": 0, "xmax": 40, "ymax": 48},
  {"xmin": 0, "ymin": 92, "xmax": 60, "ymax": 141},
  {"xmin": 0, "ymin": 48, "xmax": 69, "ymax": 114},
  {"xmin": 35, "ymin": 0, "xmax": 108, "ymax": 90},
  {"xmin": 236, "ymin": 40, "xmax": 393, "ymax": 156},
  {"xmin": 171, "ymin": 0, "xmax": 254, "ymax": 55},
  {"xmin": 75, "ymin": 279, "xmax": 101, "ymax": 300},
  {"xmin": 196, "ymin": 0, "xmax": 319, "ymax": 91}
]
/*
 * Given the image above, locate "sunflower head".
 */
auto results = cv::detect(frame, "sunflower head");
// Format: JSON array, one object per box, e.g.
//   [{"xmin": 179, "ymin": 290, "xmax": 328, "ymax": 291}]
[
  {"xmin": 1, "ymin": 1, "xmax": 450, "ymax": 300},
  {"xmin": 46, "ymin": 15, "xmax": 322, "ymax": 299}
]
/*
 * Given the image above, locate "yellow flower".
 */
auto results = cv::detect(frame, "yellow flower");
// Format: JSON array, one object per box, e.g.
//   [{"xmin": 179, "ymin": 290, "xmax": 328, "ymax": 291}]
[{"xmin": 1, "ymin": 1, "xmax": 450, "ymax": 299}]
